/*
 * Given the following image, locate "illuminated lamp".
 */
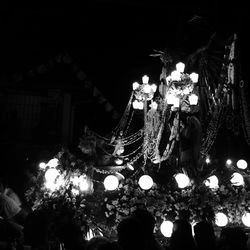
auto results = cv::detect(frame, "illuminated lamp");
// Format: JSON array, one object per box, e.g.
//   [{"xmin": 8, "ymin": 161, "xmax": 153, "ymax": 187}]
[
  {"xmin": 104, "ymin": 175, "xmax": 119, "ymax": 191},
  {"xmin": 46, "ymin": 158, "xmax": 59, "ymax": 168},
  {"xmin": 175, "ymin": 173, "xmax": 190, "ymax": 188},
  {"xmin": 190, "ymin": 73, "xmax": 199, "ymax": 83},
  {"xmin": 204, "ymin": 175, "xmax": 219, "ymax": 189},
  {"xmin": 39, "ymin": 162, "xmax": 46, "ymax": 169},
  {"xmin": 171, "ymin": 70, "xmax": 181, "ymax": 81},
  {"xmin": 138, "ymin": 175, "xmax": 153, "ymax": 190},
  {"xmin": 230, "ymin": 172, "xmax": 244, "ymax": 186},
  {"xmin": 132, "ymin": 82, "xmax": 140, "ymax": 90},
  {"xmin": 242, "ymin": 212, "xmax": 250, "ymax": 227},
  {"xmin": 142, "ymin": 75, "xmax": 149, "ymax": 84},
  {"xmin": 215, "ymin": 212, "xmax": 228, "ymax": 227},
  {"xmin": 189, "ymin": 94, "xmax": 198, "ymax": 105},
  {"xmin": 226, "ymin": 159, "xmax": 232, "ymax": 165},
  {"xmin": 176, "ymin": 62, "xmax": 185, "ymax": 73},
  {"xmin": 44, "ymin": 168, "xmax": 60, "ymax": 183},
  {"xmin": 236, "ymin": 159, "xmax": 248, "ymax": 169},
  {"xmin": 160, "ymin": 220, "xmax": 173, "ymax": 237}
]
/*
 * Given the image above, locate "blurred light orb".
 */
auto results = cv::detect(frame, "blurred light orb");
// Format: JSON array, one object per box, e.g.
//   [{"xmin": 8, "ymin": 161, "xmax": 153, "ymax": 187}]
[
  {"xmin": 237, "ymin": 159, "xmax": 248, "ymax": 169},
  {"xmin": 132, "ymin": 82, "xmax": 140, "ymax": 90},
  {"xmin": 160, "ymin": 220, "xmax": 173, "ymax": 237},
  {"xmin": 142, "ymin": 75, "xmax": 149, "ymax": 84},
  {"xmin": 46, "ymin": 158, "xmax": 59, "ymax": 168},
  {"xmin": 205, "ymin": 175, "xmax": 219, "ymax": 189},
  {"xmin": 176, "ymin": 62, "xmax": 185, "ymax": 73},
  {"xmin": 226, "ymin": 159, "xmax": 232, "ymax": 165},
  {"xmin": 230, "ymin": 172, "xmax": 244, "ymax": 186},
  {"xmin": 138, "ymin": 175, "xmax": 153, "ymax": 190},
  {"xmin": 215, "ymin": 212, "xmax": 228, "ymax": 227},
  {"xmin": 190, "ymin": 72, "xmax": 199, "ymax": 83},
  {"xmin": 39, "ymin": 162, "xmax": 46, "ymax": 169},
  {"xmin": 175, "ymin": 173, "xmax": 190, "ymax": 188},
  {"xmin": 205, "ymin": 157, "xmax": 211, "ymax": 164},
  {"xmin": 242, "ymin": 212, "xmax": 250, "ymax": 227},
  {"xmin": 45, "ymin": 168, "xmax": 60, "ymax": 183},
  {"xmin": 189, "ymin": 94, "xmax": 198, "ymax": 105},
  {"xmin": 104, "ymin": 175, "xmax": 119, "ymax": 191}
]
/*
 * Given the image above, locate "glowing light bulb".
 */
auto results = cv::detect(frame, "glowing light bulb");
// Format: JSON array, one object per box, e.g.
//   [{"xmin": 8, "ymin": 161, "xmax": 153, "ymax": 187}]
[
  {"xmin": 236, "ymin": 159, "xmax": 248, "ymax": 169},
  {"xmin": 230, "ymin": 172, "xmax": 244, "ymax": 186},
  {"xmin": 132, "ymin": 82, "xmax": 140, "ymax": 90},
  {"xmin": 39, "ymin": 162, "xmax": 46, "ymax": 169},
  {"xmin": 160, "ymin": 220, "xmax": 173, "ymax": 237},
  {"xmin": 205, "ymin": 157, "xmax": 211, "ymax": 164},
  {"xmin": 205, "ymin": 175, "xmax": 219, "ymax": 189},
  {"xmin": 104, "ymin": 175, "xmax": 119, "ymax": 191},
  {"xmin": 226, "ymin": 159, "xmax": 232, "ymax": 165},
  {"xmin": 46, "ymin": 158, "xmax": 59, "ymax": 168},
  {"xmin": 45, "ymin": 168, "xmax": 60, "ymax": 183},
  {"xmin": 171, "ymin": 70, "xmax": 181, "ymax": 81},
  {"xmin": 175, "ymin": 173, "xmax": 190, "ymax": 188},
  {"xmin": 215, "ymin": 212, "xmax": 228, "ymax": 227},
  {"xmin": 190, "ymin": 72, "xmax": 199, "ymax": 83},
  {"xmin": 242, "ymin": 212, "xmax": 250, "ymax": 227},
  {"xmin": 138, "ymin": 175, "xmax": 153, "ymax": 190},
  {"xmin": 142, "ymin": 75, "xmax": 149, "ymax": 84},
  {"xmin": 189, "ymin": 94, "xmax": 198, "ymax": 105},
  {"xmin": 79, "ymin": 179, "xmax": 89, "ymax": 191},
  {"xmin": 176, "ymin": 62, "xmax": 185, "ymax": 73}
]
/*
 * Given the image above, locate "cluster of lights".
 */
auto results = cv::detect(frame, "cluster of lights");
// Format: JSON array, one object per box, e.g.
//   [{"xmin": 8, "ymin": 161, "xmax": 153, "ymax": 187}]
[
  {"xmin": 39, "ymin": 158, "xmax": 92, "ymax": 195},
  {"xmin": 165, "ymin": 62, "xmax": 199, "ymax": 108},
  {"xmin": 40, "ymin": 158, "xmax": 248, "ymax": 192},
  {"xmin": 132, "ymin": 75, "xmax": 157, "ymax": 110},
  {"xmin": 204, "ymin": 158, "xmax": 248, "ymax": 188},
  {"xmin": 159, "ymin": 211, "xmax": 250, "ymax": 238}
]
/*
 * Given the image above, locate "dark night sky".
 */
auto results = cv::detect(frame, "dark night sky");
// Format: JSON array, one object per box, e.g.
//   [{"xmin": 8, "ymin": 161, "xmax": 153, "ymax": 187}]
[{"xmin": 4, "ymin": 2, "xmax": 250, "ymax": 112}]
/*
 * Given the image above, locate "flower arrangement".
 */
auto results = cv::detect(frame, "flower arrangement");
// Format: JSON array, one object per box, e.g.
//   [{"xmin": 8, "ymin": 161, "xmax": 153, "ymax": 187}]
[{"xmin": 25, "ymin": 150, "xmax": 250, "ymax": 242}]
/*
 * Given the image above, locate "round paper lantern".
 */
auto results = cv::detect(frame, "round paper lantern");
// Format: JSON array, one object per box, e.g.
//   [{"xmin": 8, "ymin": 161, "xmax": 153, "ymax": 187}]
[
  {"xmin": 237, "ymin": 159, "xmax": 248, "ymax": 169},
  {"xmin": 175, "ymin": 173, "xmax": 190, "ymax": 188},
  {"xmin": 138, "ymin": 175, "xmax": 153, "ymax": 190},
  {"xmin": 104, "ymin": 175, "xmax": 119, "ymax": 191},
  {"xmin": 160, "ymin": 220, "xmax": 173, "ymax": 238},
  {"xmin": 242, "ymin": 212, "xmax": 250, "ymax": 227},
  {"xmin": 215, "ymin": 212, "xmax": 228, "ymax": 227},
  {"xmin": 230, "ymin": 172, "xmax": 244, "ymax": 186}
]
